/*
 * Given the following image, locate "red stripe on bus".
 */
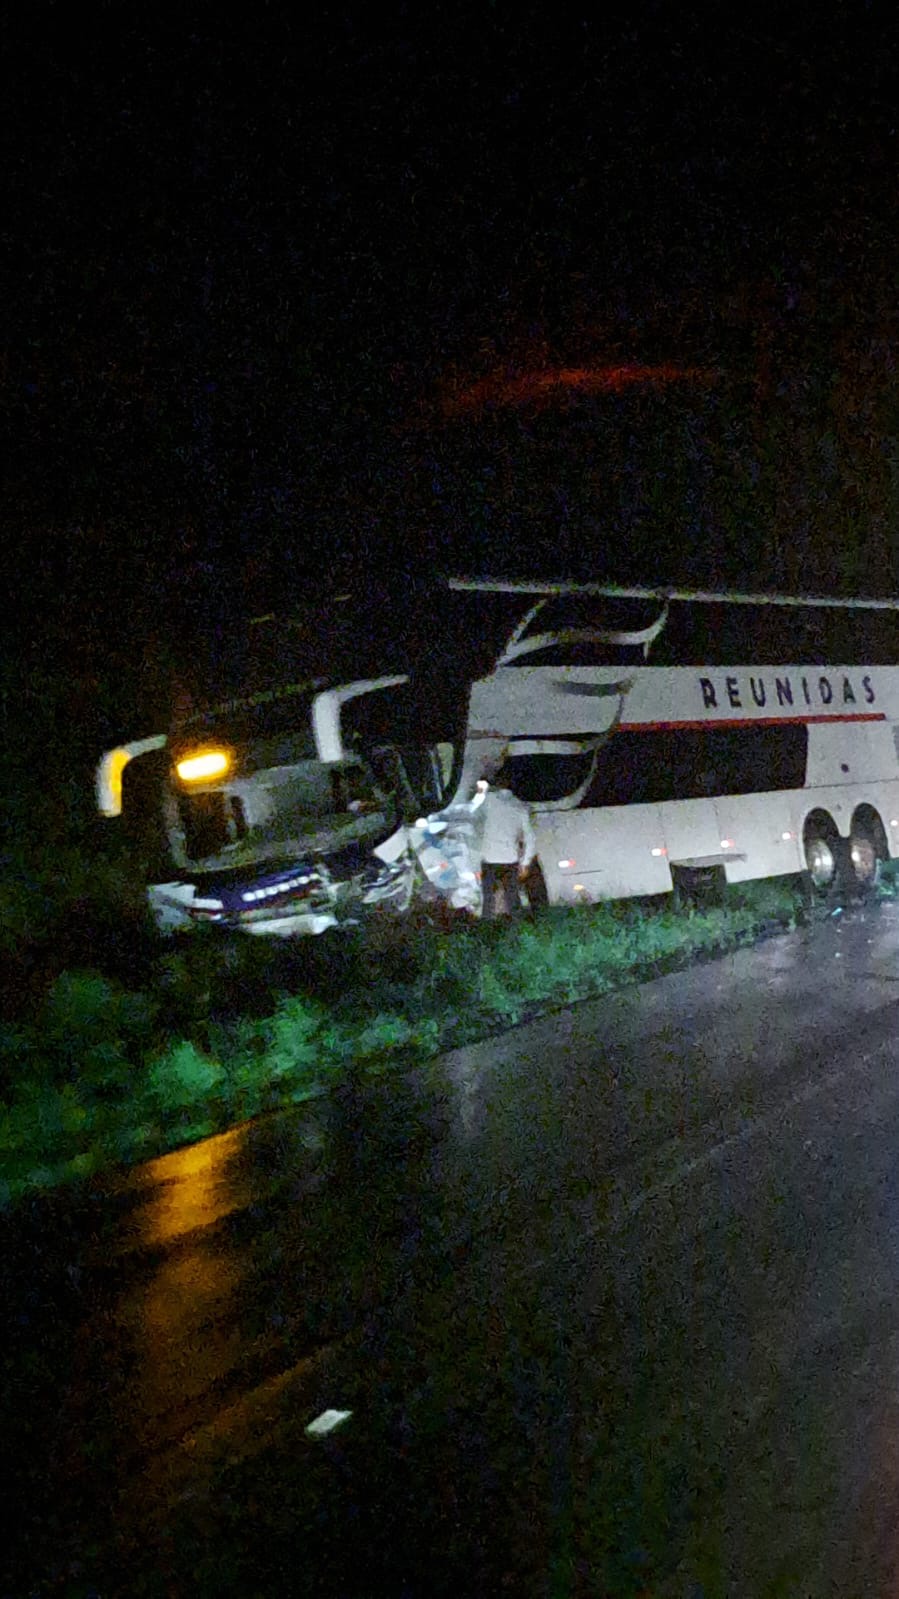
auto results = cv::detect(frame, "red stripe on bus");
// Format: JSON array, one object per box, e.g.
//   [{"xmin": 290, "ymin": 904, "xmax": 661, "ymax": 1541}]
[
  {"xmin": 470, "ymin": 713, "xmax": 888, "ymax": 740},
  {"xmin": 617, "ymin": 713, "xmax": 887, "ymax": 731}
]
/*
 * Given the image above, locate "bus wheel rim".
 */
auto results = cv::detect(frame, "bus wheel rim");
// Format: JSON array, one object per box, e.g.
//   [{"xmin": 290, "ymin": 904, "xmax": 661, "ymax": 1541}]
[
  {"xmin": 806, "ymin": 837, "xmax": 835, "ymax": 889},
  {"xmin": 850, "ymin": 835, "xmax": 878, "ymax": 884}
]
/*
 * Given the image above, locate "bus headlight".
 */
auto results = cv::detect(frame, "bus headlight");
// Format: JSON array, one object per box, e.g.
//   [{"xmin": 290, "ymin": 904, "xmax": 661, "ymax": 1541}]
[{"xmin": 175, "ymin": 750, "xmax": 231, "ymax": 783}]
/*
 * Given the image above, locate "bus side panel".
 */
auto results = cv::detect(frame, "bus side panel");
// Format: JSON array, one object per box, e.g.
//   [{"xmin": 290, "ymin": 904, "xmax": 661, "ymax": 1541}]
[
  {"xmin": 534, "ymin": 806, "xmax": 673, "ymax": 903},
  {"xmin": 805, "ymin": 722, "xmax": 899, "ymax": 788},
  {"xmin": 879, "ymin": 790, "xmax": 899, "ymax": 859},
  {"xmin": 713, "ymin": 792, "xmax": 805, "ymax": 882},
  {"xmin": 657, "ymin": 798, "xmax": 721, "ymax": 863}
]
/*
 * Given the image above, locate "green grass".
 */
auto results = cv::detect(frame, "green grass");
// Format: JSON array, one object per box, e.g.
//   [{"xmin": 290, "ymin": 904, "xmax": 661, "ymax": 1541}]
[{"xmin": 0, "ymin": 875, "xmax": 817, "ymax": 1206}]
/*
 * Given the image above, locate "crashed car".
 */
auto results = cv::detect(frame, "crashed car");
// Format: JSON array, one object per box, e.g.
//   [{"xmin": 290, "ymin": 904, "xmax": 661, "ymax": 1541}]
[
  {"xmin": 95, "ymin": 587, "xmax": 571, "ymax": 936},
  {"xmin": 96, "ymin": 672, "xmax": 426, "ymax": 936}
]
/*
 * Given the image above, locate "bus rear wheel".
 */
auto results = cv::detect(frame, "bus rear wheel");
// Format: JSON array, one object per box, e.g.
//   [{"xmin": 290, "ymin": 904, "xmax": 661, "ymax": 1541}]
[{"xmin": 848, "ymin": 821, "xmax": 885, "ymax": 894}]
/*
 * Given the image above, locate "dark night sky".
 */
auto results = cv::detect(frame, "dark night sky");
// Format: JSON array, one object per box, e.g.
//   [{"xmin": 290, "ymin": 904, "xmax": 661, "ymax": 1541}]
[{"xmin": 4, "ymin": 2, "xmax": 899, "ymax": 681}]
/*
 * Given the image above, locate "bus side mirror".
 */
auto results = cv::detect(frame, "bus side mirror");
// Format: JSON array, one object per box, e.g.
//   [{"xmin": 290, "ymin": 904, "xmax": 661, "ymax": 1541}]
[{"xmin": 95, "ymin": 735, "xmax": 167, "ymax": 816}]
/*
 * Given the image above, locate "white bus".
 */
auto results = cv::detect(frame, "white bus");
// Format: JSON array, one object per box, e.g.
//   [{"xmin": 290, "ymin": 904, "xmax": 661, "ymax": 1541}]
[
  {"xmin": 444, "ymin": 581, "xmax": 899, "ymax": 907},
  {"xmin": 96, "ymin": 585, "xmax": 899, "ymax": 930}
]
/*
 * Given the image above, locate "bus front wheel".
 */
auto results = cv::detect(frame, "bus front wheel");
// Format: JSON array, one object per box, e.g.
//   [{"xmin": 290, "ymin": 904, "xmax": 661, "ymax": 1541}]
[
  {"xmin": 520, "ymin": 859, "xmax": 549, "ymax": 911},
  {"xmin": 804, "ymin": 832, "xmax": 839, "ymax": 893}
]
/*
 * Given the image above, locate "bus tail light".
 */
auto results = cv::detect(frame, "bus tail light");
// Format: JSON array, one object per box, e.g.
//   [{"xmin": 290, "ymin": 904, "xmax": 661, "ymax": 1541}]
[
  {"xmin": 781, "ymin": 830, "xmax": 795, "ymax": 841},
  {"xmin": 558, "ymin": 858, "xmax": 576, "ymax": 870},
  {"xmin": 651, "ymin": 845, "xmax": 667, "ymax": 857},
  {"xmin": 720, "ymin": 838, "xmax": 735, "ymax": 850}
]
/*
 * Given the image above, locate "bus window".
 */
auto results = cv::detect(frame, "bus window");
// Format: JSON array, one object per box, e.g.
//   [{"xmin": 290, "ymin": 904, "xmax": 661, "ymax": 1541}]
[
  {"xmin": 585, "ymin": 724, "xmax": 809, "ymax": 807},
  {"xmin": 504, "ymin": 747, "xmax": 597, "ymax": 803}
]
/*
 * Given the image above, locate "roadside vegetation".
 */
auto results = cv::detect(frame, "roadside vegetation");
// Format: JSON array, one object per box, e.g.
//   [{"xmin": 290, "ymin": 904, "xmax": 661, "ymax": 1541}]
[{"xmin": 1, "ymin": 850, "xmax": 833, "ymax": 1205}]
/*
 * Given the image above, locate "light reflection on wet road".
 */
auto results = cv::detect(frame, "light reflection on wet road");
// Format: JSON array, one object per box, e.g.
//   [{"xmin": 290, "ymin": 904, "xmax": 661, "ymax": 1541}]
[
  {"xmin": 125, "ymin": 1128, "xmax": 250, "ymax": 1246},
  {"xmin": 8, "ymin": 905, "xmax": 899, "ymax": 1593}
]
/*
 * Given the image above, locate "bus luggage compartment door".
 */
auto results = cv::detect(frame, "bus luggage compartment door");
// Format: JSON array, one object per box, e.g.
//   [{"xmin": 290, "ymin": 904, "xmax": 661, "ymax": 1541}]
[
  {"xmin": 537, "ymin": 806, "xmax": 673, "ymax": 904},
  {"xmin": 658, "ymin": 799, "xmax": 723, "ymax": 873}
]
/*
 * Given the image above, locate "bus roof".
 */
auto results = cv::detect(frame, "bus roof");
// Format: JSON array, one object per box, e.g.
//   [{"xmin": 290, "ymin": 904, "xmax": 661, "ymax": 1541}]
[{"xmin": 448, "ymin": 578, "xmax": 899, "ymax": 612}]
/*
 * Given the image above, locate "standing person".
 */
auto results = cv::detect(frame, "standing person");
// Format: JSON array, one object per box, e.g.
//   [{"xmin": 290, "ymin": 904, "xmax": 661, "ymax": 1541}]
[{"xmin": 478, "ymin": 765, "xmax": 539, "ymax": 917}]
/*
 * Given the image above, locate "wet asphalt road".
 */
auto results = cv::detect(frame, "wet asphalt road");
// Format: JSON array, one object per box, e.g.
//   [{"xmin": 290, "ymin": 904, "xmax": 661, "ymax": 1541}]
[{"xmin": 8, "ymin": 905, "xmax": 899, "ymax": 1595}]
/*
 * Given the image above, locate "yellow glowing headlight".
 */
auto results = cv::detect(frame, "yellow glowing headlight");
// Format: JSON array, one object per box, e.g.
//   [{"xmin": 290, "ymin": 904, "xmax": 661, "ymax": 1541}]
[{"xmin": 175, "ymin": 750, "xmax": 231, "ymax": 783}]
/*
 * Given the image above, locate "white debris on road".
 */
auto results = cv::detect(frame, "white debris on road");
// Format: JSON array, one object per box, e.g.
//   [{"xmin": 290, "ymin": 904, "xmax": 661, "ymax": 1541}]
[{"xmin": 305, "ymin": 1408, "xmax": 353, "ymax": 1438}]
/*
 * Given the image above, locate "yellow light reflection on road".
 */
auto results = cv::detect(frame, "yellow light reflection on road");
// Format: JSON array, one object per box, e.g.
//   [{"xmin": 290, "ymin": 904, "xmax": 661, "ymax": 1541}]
[
  {"xmin": 137, "ymin": 1126, "xmax": 247, "ymax": 1247},
  {"xmin": 115, "ymin": 1129, "xmax": 250, "ymax": 1448}
]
